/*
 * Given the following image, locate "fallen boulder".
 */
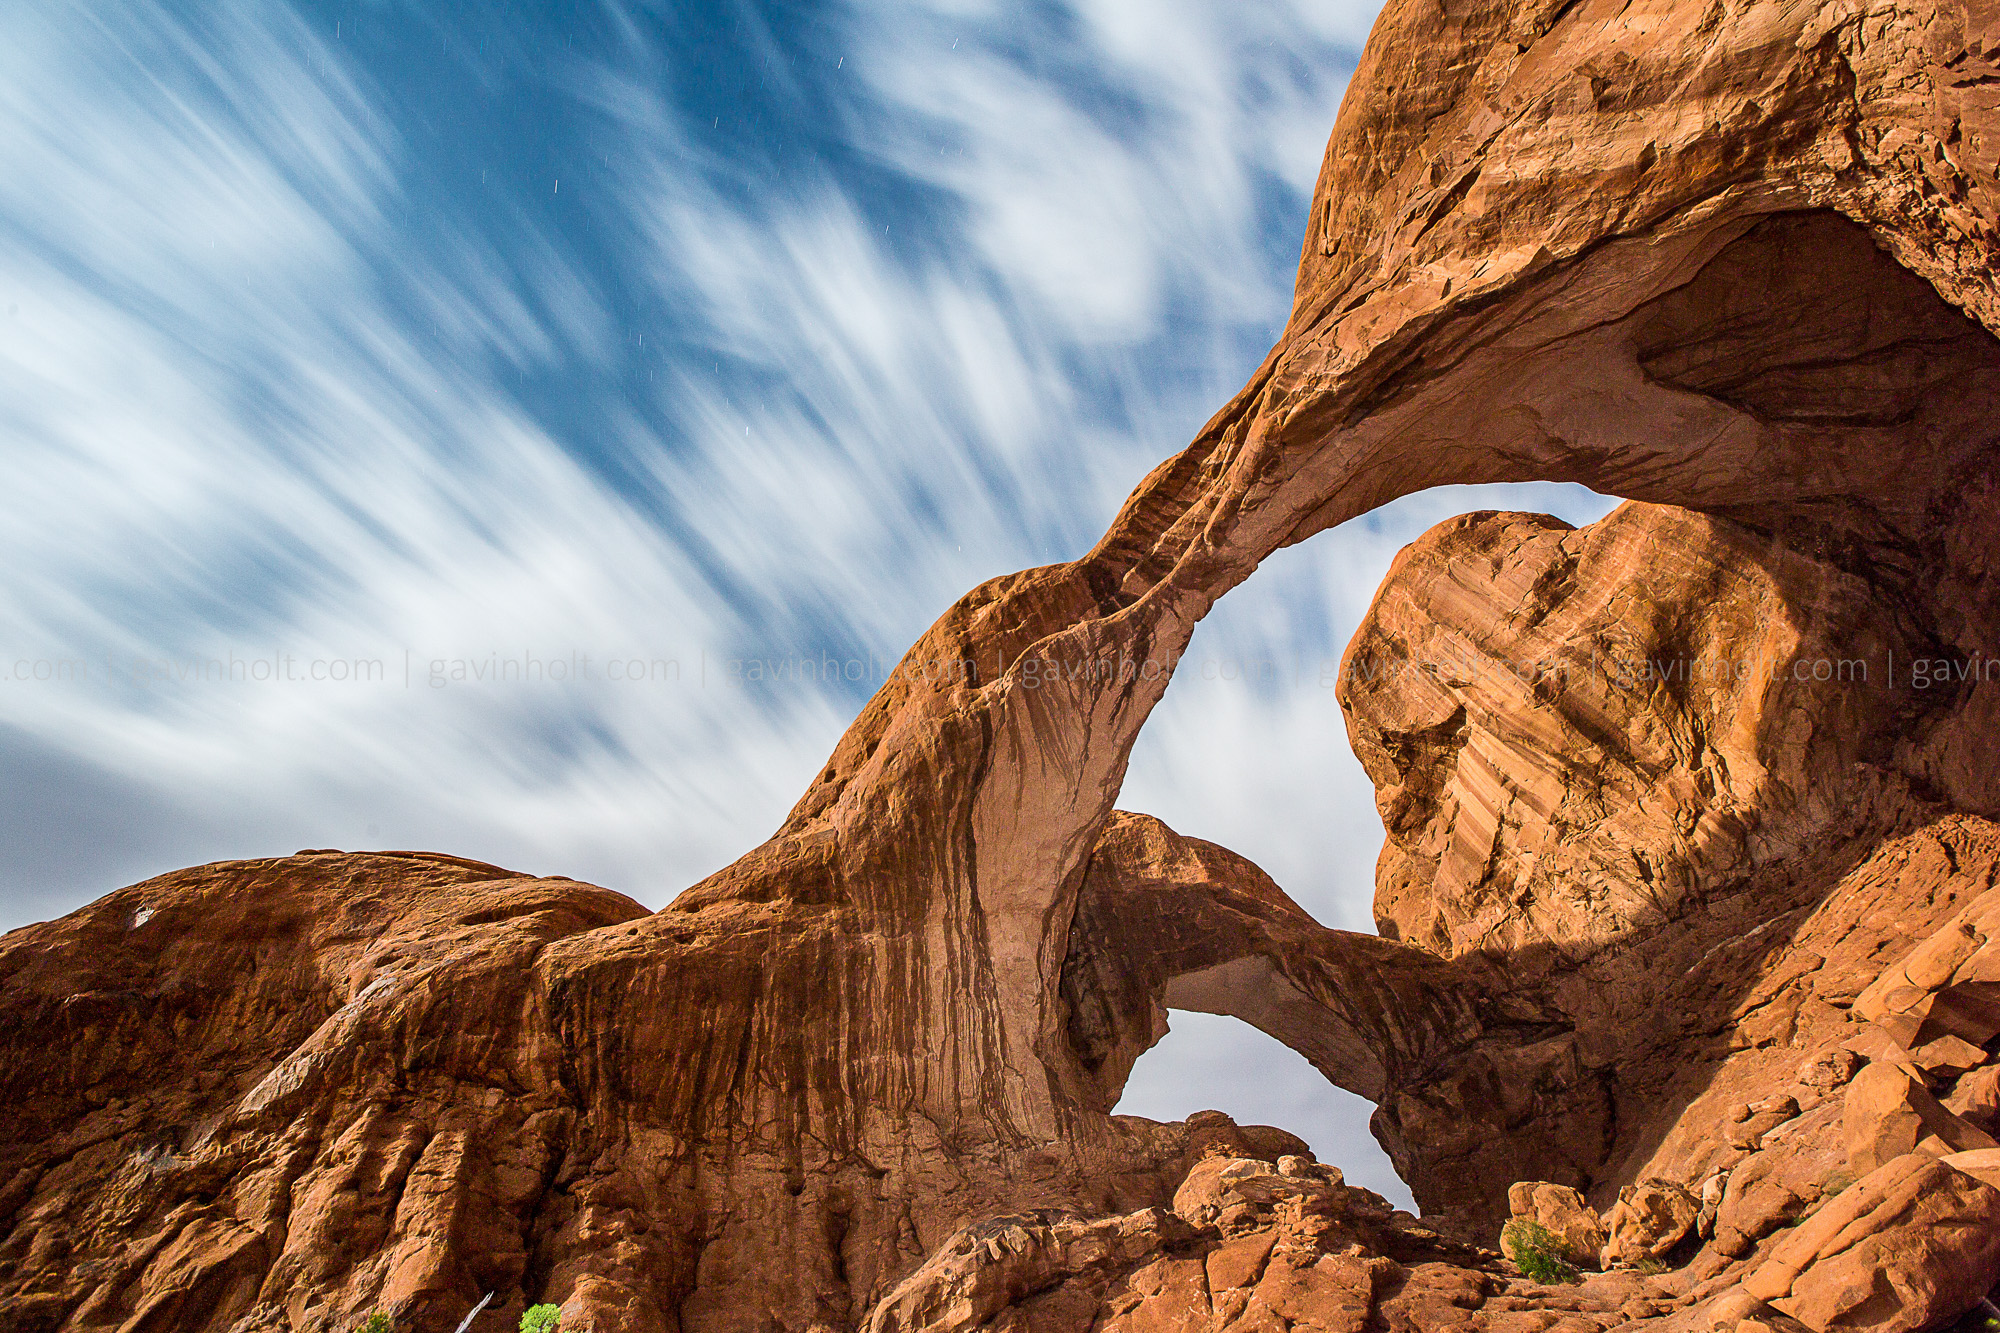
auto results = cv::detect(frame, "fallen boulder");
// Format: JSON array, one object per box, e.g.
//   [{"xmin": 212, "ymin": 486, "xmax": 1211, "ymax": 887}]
[
  {"xmin": 1743, "ymin": 1153, "xmax": 2000, "ymax": 1333},
  {"xmin": 1853, "ymin": 890, "xmax": 2000, "ymax": 1050},
  {"xmin": 1941, "ymin": 1147, "xmax": 2000, "ymax": 1190},
  {"xmin": 1842, "ymin": 1062, "xmax": 1995, "ymax": 1175},
  {"xmin": 1947, "ymin": 1066, "xmax": 2000, "ymax": 1133},
  {"xmin": 1600, "ymin": 1179, "xmax": 1699, "ymax": 1268},
  {"xmin": 1503, "ymin": 1182, "xmax": 1606, "ymax": 1270}
]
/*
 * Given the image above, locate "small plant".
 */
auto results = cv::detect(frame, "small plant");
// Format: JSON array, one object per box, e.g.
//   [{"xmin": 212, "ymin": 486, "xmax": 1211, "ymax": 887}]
[
  {"xmin": 1501, "ymin": 1218, "xmax": 1582, "ymax": 1285},
  {"xmin": 360, "ymin": 1315, "xmax": 391, "ymax": 1333},
  {"xmin": 1633, "ymin": 1255, "xmax": 1670, "ymax": 1276},
  {"xmin": 520, "ymin": 1304, "xmax": 562, "ymax": 1333}
]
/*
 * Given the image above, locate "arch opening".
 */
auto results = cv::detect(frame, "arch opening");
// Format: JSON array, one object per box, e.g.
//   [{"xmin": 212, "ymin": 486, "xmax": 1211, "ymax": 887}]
[
  {"xmin": 1117, "ymin": 480, "xmax": 1619, "ymax": 933},
  {"xmin": 1113, "ymin": 1009, "xmax": 1415, "ymax": 1211},
  {"xmin": 1083, "ymin": 211, "xmax": 2000, "ymax": 1225}
]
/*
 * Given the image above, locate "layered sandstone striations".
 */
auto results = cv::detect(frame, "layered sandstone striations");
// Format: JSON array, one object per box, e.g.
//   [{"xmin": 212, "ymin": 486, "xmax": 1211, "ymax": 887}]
[{"xmin": 8, "ymin": 0, "xmax": 2000, "ymax": 1327}]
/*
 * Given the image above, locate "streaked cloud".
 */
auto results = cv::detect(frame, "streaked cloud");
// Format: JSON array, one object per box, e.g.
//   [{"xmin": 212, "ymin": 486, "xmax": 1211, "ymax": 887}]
[{"xmin": 0, "ymin": 0, "xmax": 1616, "ymax": 1197}]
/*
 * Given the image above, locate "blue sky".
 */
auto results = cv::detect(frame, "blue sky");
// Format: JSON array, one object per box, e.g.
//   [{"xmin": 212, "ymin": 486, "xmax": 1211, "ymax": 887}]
[{"xmin": 0, "ymin": 0, "xmax": 1616, "ymax": 1205}]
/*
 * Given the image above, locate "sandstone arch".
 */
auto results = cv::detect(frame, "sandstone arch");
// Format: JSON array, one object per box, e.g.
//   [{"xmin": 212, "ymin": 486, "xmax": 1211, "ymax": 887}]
[{"xmin": 6, "ymin": 0, "xmax": 2000, "ymax": 1328}]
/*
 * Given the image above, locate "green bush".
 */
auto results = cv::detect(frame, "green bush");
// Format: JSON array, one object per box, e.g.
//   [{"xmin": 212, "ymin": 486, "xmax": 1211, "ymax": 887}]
[
  {"xmin": 1501, "ymin": 1218, "xmax": 1582, "ymax": 1285},
  {"xmin": 520, "ymin": 1304, "xmax": 562, "ymax": 1333},
  {"xmin": 361, "ymin": 1315, "xmax": 391, "ymax": 1333}
]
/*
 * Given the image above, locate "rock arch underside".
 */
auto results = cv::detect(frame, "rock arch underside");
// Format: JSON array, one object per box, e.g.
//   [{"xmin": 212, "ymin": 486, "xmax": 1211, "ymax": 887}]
[{"xmin": 10, "ymin": 0, "xmax": 2000, "ymax": 1330}]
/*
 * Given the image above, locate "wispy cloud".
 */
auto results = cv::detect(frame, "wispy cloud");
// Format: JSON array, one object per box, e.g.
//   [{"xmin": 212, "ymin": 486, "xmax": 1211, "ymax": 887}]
[
  {"xmin": 0, "ymin": 0, "xmax": 1615, "ymax": 1193},
  {"xmin": 0, "ymin": 0, "xmax": 844, "ymax": 909}
]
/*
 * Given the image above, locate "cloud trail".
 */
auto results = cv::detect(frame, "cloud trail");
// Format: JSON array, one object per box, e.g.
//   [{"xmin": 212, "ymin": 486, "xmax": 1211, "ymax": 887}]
[{"xmin": 0, "ymin": 0, "xmax": 1617, "ymax": 1199}]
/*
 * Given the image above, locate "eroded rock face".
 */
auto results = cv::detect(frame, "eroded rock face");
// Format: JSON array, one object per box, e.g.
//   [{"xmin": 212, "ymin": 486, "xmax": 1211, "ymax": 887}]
[
  {"xmin": 7, "ymin": 0, "xmax": 2000, "ymax": 1327},
  {"xmin": 0, "ymin": 852, "xmax": 1266, "ymax": 1333},
  {"xmin": 1327, "ymin": 488, "xmax": 1995, "ymax": 1220},
  {"xmin": 1341, "ymin": 502, "xmax": 1908, "ymax": 963}
]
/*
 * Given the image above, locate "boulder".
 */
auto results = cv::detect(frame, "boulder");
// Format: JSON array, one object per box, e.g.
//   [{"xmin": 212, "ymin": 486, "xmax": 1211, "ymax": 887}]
[
  {"xmin": 1503, "ymin": 1182, "xmax": 1606, "ymax": 1270},
  {"xmin": 1942, "ymin": 1147, "xmax": 2000, "ymax": 1191},
  {"xmin": 1802, "ymin": 1050, "xmax": 1864, "ymax": 1095},
  {"xmin": 1843, "ymin": 1063, "xmax": 1997, "ymax": 1175},
  {"xmin": 1714, "ymin": 1151, "xmax": 1825, "ymax": 1261},
  {"xmin": 1947, "ymin": 1065, "xmax": 2000, "ymax": 1133},
  {"xmin": 1911, "ymin": 1035, "xmax": 1990, "ymax": 1076},
  {"xmin": 1172, "ymin": 1157, "xmax": 1286, "ymax": 1230},
  {"xmin": 1853, "ymin": 890, "xmax": 2000, "ymax": 1050},
  {"xmin": 1599, "ymin": 1179, "xmax": 1699, "ymax": 1268},
  {"xmin": 1743, "ymin": 1153, "xmax": 2000, "ymax": 1333},
  {"xmin": 1168, "ymin": 1154, "xmax": 1389, "ymax": 1239},
  {"xmin": 1696, "ymin": 1170, "xmax": 1730, "ymax": 1241},
  {"xmin": 861, "ymin": 1209, "xmax": 1196, "ymax": 1333}
]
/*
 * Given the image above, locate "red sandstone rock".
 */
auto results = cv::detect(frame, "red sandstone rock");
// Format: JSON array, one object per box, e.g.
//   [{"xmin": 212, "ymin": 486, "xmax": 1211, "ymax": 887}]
[
  {"xmin": 1342, "ymin": 495, "xmax": 2000, "ymax": 1219},
  {"xmin": 7, "ymin": 0, "xmax": 2000, "ymax": 1326},
  {"xmin": 1743, "ymin": 1154, "xmax": 2000, "ymax": 1333},
  {"xmin": 1503, "ymin": 1184, "xmax": 1606, "ymax": 1270},
  {"xmin": 1709, "ymin": 1100, "xmax": 1851, "ymax": 1261},
  {"xmin": 1947, "ymin": 1066, "xmax": 2000, "ymax": 1133},
  {"xmin": 854, "ymin": 1156, "xmax": 1501, "ymax": 1332},
  {"xmin": 1853, "ymin": 889, "xmax": 2000, "ymax": 1050},
  {"xmin": 1843, "ymin": 1063, "xmax": 1997, "ymax": 1176},
  {"xmin": 1942, "ymin": 1147, "xmax": 2000, "ymax": 1191},
  {"xmin": 1600, "ymin": 1180, "xmax": 1699, "ymax": 1269}
]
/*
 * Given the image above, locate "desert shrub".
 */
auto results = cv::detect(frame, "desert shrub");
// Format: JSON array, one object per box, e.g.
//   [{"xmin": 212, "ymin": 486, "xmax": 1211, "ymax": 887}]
[
  {"xmin": 520, "ymin": 1304, "xmax": 562, "ymax": 1333},
  {"xmin": 1501, "ymin": 1218, "xmax": 1582, "ymax": 1285},
  {"xmin": 361, "ymin": 1315, "xmax": 390, "ymax": 1333}
]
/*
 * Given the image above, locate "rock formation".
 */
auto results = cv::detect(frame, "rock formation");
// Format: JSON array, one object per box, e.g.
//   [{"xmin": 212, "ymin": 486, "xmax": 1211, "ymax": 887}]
[{"xmin": 7, "ymin": 0, "xmax": 2000, "ymax": 1327}]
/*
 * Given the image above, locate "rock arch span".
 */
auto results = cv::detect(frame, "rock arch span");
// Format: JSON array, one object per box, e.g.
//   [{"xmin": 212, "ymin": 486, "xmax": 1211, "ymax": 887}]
[{"xmin": 7, "ymin": 0, "xmax": 2000, "ymax": 1328}]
